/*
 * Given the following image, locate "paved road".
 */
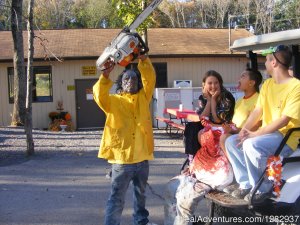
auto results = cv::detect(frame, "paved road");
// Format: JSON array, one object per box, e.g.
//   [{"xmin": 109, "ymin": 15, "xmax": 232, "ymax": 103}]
[{"xmin": 0, "ymin": 129, "xmax": 212, "ymax": 225}]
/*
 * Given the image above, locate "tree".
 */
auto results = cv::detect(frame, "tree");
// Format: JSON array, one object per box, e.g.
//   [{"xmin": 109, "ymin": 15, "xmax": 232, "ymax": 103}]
[
  {"xmin": 215, "ymin": 0, "xmax": 232, "ymax": 28},
  {"xmin": 11, "ymin": 0, "xmax": 26, "ymax": 126},
  {"xmin": 272, "ymin": 0, "xmax": 300, "ymax": 32},
  {"xmin": 33, "ymin": 0, "xmax": 73, "ymax": 29},
  {"xmin": 25, "ymin": 0, "xmax": 34, "ymax": 155},
  {"xmin": 111, "ymin": 0, "xmax": 158, "ymax": 31},
  {"xmin": 0, "ymin": 0, "xmax": 12, "ymax": 30},
  {"xmin": 159, "ymin": 1, "xmax": 176, "ymax": 27},
  {"xmin": 71, "ymin": 0, "xmax": 112, "ymax": 28}
]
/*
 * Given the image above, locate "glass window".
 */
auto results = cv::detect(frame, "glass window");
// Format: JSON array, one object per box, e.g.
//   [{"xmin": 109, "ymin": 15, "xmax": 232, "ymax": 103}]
[
  {"xmin": 7, "ymin": 67, "xmax": 14, "ymax": 104},
  {"xmin": 7, "ymin": 66, "xmax": 53, "ymax": 103}
]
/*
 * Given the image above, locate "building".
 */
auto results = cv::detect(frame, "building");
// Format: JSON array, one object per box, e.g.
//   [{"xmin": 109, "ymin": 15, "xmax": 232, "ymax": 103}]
[{"xmin": 0, "ymin": 28, "xmax": 256, "ymax": 129}]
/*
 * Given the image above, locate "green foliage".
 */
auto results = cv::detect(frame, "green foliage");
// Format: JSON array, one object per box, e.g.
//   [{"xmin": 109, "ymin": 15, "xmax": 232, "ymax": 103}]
[
  {"xmin": 1, "ymin": 0, "xmax": 300, "ymax": 33},
  {"xmin": 272, "ymin": 0, "xmax": 300, "ymax": 31},
  {"xmin": 112, "ymin": 0, "xmax": 157, "ymax": 32},
  {"xmin": 72, "ymin": 0, "xmax": 112, "ymax": 28}
]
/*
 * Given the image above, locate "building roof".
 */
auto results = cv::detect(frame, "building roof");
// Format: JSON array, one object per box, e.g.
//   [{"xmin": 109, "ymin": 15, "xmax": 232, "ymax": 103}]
[{"xmin": 0, "ymin": 28, "xmax": 251, "ymax": 62}]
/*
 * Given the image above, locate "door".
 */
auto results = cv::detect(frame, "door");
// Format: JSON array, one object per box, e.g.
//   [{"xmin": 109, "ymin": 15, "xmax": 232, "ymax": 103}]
[{"xmin": 75, "ymin": 79, "xmax": 105, "ymax": 129}]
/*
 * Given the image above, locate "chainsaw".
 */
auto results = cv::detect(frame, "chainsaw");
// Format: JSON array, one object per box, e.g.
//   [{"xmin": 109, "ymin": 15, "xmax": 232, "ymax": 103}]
[{"xmin": 96, "ymin": 0, "xmax": 163, "ymax": 71}]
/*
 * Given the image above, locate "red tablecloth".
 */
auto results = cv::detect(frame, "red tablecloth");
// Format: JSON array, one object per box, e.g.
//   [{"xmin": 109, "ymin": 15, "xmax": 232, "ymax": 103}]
[{"xmin": 165, "ymin": 108, "xmax": 200, "ymax": 122}]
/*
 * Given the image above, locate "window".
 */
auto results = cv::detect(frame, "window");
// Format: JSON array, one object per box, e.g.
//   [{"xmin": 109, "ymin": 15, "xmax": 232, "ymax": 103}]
[
  {"xmin": 7, "ymin": 67, "xmax": 14, "ymax": 103},
  {"xmin": 7, "ymin": 66, "xmax": 53, "ymax": 103},
  {"xmin": 153, "ymin": 63, "xmax": 167, "ymax": 88}
]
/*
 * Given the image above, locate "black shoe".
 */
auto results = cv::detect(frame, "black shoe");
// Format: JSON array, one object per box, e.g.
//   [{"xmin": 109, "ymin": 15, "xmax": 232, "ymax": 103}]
[
  {"xmin": 244, "ymin": 192, "xmax": 272, "ymax": 204},
  {"xmin": 223, "ymin": 183, "xmax": 239, "ymax": 194},
  {"xmin": 231, "ymin": 188, "xmax": 251, "ymax": 199}
]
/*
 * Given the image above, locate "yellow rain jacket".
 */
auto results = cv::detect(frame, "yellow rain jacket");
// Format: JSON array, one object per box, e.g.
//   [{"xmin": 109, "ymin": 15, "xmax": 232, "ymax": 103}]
[{"xmin": 93, "ymin": 58, "xmax": 156, "ymax": 164}]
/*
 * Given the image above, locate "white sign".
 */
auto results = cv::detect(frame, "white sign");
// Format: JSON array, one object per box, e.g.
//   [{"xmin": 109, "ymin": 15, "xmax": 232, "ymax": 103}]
[
  {"xmin": 86, "ymin": 94, "xmax": 93, "ymax": 100},
  {"xmin": 173, "ymin": 80, "xmax": 192, "ymax": 88}
]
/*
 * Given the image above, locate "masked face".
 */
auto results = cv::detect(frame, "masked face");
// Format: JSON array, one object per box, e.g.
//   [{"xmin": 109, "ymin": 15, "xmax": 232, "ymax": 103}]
[{"xmin": 121, "ymin": 70, "xmax": 139, "ymax": 94}]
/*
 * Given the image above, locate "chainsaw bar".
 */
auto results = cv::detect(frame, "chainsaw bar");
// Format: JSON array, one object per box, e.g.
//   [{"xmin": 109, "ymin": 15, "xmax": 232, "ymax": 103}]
[
  {"xmin": 96, "ymin": 0, "xmax": 163, "ymax": 70},
  {"xmin": 129, "ymin": 0, "xmax": 163, "ymax": 32}
]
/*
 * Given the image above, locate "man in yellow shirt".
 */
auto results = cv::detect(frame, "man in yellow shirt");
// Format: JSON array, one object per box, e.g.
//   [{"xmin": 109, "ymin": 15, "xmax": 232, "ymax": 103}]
[
  {"xmin": 93, "ymin": 54, "xmax": 156, "ymax": 225},
  {"xmin": 225, "ymin": 45, "xmax": 300, "ymax": 203}
]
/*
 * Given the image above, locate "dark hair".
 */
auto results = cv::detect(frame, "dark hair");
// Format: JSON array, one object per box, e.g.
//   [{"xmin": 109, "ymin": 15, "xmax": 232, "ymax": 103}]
[
  {"xmin": 115, "ymin": 69, "xmax": 143, "ymax": 94},
  {"xmin": 272, "ymin": 45, "xmax": 292, "ymax": 69},
  {"xmin": 245, "ymin": 68, "xmax": 263, "ymax": 92},
  {"xmin": 202, "ymin": 70, "xmax": 225, "ymax": 90}
]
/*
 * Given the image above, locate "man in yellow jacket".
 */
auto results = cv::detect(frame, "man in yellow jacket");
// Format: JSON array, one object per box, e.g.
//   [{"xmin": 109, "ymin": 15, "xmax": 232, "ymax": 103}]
[{"xmin": 93, "ymin": 53, "xmax": 156, "ymax": 225}]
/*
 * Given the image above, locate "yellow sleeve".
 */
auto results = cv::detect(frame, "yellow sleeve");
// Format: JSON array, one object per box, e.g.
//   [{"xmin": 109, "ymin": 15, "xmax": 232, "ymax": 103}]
[
  {"xmin": 138, "ymin": 57, "xmax": 156, "ymax": 103},
  {"xmin": 93, "ymin": 74, "xmax": 114, "ymax": 113}
]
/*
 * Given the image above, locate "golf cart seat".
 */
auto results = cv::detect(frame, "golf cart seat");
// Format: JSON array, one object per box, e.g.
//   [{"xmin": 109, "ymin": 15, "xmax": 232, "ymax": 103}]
[{"xmin": 202, "ymin": 127, "xmax": 300, "ymax": 225}]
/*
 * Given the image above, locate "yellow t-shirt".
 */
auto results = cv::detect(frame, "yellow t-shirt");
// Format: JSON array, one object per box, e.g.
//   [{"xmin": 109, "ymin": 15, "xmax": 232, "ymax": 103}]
[
  {"xmin": 257, "ymin": 78, "xmax": 300, "ymax": 150},
  {"xmin": 232, "ymin": 93, "xmax": 259, "ymax": 128}
]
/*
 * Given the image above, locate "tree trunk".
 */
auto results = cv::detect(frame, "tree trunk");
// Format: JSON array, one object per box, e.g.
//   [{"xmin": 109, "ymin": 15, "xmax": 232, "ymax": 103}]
[
  {"xmin": 11, "ymin": 0, "xmax": 26, "ymax": 126},
  {"xmin": 25, "ymin": 0, "xmax": 35, "ymax": 156}
]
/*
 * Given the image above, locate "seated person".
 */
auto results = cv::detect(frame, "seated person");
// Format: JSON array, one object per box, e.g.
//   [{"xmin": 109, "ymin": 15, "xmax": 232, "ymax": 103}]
[
  {"xmin": 164, "ymin": 70, "xmax": 235, "ymax": 225},
  {"xmin": 197, "ymin": 70, "xmax": 235, "ymax": 125},
  {"xmin": 184, "ymin": 70, "xmax": 235, "ymax": 161},
  {"xmin": 220, "ymin": 69, "xmax": 263, "ymax": 156},
  {"xmin": 164, "ymin": 118, "xmax": 233, "ymax": 225},
  {"xmin": 225, "ymin": 45, "xmax": 300, "ymax": 203},
  {"xmin": 220, "ymin": 69, "xmax": 262, "ymax": 194}
]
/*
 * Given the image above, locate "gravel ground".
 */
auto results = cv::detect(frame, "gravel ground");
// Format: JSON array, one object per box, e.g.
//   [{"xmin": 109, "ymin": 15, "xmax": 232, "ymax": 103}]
[
  {"xmin": 0, "ymin": 126, "xmax": 184, "ymax": 167},
  {"xmin": 0, "ymin": 126, "xmax": 188, "ymax": 225}
]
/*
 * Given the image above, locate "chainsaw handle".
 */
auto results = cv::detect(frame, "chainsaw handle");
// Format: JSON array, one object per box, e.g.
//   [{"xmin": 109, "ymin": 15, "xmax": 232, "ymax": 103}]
[{"xmin": 135, "ymin": 34, "xmax": 149, "ymax": 55}]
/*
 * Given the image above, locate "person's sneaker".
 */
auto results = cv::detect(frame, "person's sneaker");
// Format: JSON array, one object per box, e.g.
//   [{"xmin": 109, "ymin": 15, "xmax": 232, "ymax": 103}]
[
  {"xmin": 244, "ymin": 192, "xmax": 272, "ymax": 204},
  {"xmin": 231, "ymin": 188, "xmax": 251, "ymax": 199},
  {"xmin": 146, "ymin": 222, "xmax": 158, "ymax": 225},
  {"xmin": 105, "ymin": 169, "xmax": 112, "ymax": 179},
  {"xmin": 223, "ymin": 183, "xmax": 239, "ymax": 194}
]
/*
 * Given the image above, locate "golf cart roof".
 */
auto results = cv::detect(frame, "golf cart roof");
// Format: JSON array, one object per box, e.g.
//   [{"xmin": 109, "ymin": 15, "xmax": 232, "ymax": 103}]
[{"xmin": 230, "ymin": 28, "xmax": 300, "ymax": 52}]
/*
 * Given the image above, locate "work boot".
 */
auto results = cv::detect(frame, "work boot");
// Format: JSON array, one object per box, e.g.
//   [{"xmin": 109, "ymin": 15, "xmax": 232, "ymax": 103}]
[
  {"xmin": 223, "ymin": 183, "xmax": 239, "ymax": 194},
  {"xmin": 231, "ymin": 188, "xmax": 251, "ymax": 199}
]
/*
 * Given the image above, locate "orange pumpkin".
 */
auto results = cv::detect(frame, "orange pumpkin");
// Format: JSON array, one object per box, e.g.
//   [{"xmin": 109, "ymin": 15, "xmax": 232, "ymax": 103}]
[{"xmin": 65, "ymin": 113, "xmax": 71, "ymax": 121}]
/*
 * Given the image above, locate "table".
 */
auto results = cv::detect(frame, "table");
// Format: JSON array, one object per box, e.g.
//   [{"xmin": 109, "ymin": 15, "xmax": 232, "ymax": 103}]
[{"xmin": 165, "ymin": 108, "xmax": 200, "ymax": 122}]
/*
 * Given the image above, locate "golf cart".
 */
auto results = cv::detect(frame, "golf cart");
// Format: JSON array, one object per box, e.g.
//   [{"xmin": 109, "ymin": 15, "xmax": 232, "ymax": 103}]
[{"xmin": 197, "ymin": 29, "xmax": 300, "ymax": 225}]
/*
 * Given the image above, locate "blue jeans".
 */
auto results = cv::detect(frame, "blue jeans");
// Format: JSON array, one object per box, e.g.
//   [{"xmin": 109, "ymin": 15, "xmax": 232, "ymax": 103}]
[
  {"xmin": 225, "ymin": 132, "xmax": 293, "ymax": 193},
  {"xmin": 105, "ymin": 160, "xmax": 149, "ymax": 225}
]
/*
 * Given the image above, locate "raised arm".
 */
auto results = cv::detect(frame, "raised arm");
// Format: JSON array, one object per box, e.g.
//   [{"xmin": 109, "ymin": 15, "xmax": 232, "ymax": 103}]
[
  {"xmin": 93, "ymin": 60, "xmax": 115, "ymax": 113},
  {"xmin": 137, "ymin": 56, "xmax": 156, "ymax": 103}
]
